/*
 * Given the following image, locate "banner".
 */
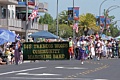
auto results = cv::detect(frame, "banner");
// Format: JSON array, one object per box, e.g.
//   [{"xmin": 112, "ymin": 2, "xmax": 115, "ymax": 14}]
[
  {"xmin": 100, "ymin": 16, "xmax": 105, "ymax": 27},
  {"xmin": 23, "ymin": 42, "xmax": 69, "ymax": 60},
  {"xmin": 106, "ymin": 18, "xmax": 111, "ymax": 27},
  {"xmin": 96, "ymin": 16, "xmax": 110, "ymax": 27},
  {"xmin": 96, "ymin": 16, "xmax": 100, "ymax": 26},
  {"xmin": 68, "ymin": 7, "xmax": 73, "ymax": 20},
  {"xmin": 28, "ymin": 0, "xmax": 35, "ymax": 6},
  {"xmin": 73, "ymin": 7, "xmax": 79, "ymax": 21}
]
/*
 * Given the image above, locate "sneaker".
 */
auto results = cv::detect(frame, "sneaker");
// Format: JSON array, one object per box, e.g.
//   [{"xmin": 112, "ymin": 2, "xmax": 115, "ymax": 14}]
[
  {"xmin": 81, "ymin": 61, "xmax": 83, "ymax": 64},
  {"xmin": 97, "ymin": 57, "xmax": 100, "ymax": 61}
]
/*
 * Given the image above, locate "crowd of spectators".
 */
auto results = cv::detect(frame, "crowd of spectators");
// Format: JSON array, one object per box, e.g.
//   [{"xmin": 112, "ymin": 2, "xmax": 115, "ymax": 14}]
[{"xmin": 0, "ymin": 39, "xmax": 25, "ymax": 65}]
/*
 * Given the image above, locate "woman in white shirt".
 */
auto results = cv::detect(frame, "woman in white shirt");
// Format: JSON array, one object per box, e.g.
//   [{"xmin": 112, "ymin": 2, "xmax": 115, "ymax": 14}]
[{"xmin": 90, "ymin": 43, "xmax": 95, "ymax": 59}]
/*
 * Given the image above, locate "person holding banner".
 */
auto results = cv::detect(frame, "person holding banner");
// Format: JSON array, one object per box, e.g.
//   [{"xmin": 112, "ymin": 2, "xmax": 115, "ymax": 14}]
[
  {"xmin": 75, "ymin": 38, "xmax": 80, "ymax": 59},
  {"xmin": 68, "ymin": 37, "xmax": 74, "ymax": 60},
  {"xmin": 14, "ymin": 40, "xmax": 21, "ymax": 65}
]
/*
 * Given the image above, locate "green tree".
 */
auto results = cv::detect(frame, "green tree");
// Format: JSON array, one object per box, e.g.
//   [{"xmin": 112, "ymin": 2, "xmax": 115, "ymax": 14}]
[
  {"xmin": 48, "ymin": 24, "xmax": 56, "ymax": 35},
  {"xmin": 52, "ymin": 10, "xmax": 73, "ymax": 38},
  {"xmin": 39, "ymin": 13, "xmax": 56, "ymax": 34},
  {"xmin": 58, "ymin": 10, "xmax": 73, "ymax": 25},
  {"xmin": 39, "ymin": 13, "xmax": 53, "ymax": 25},
  {"xmin": 58, "ymin": 10, "xmax": 67, "ymax": 24},
  {"xmin": 39, "ymin": 16, "xmax": 44, "ymax": 24},
  {"xmin": 109, "ymin": 24, "xmax": 119, "ymax": 37},
  {"xmin": 59, "ymin": 24, "xmax": 73, "ymax": 38},
  {"xmin": 79, "ymin": 13, "xmax": 100, "ymax": 35},
  {"xmin": 103, "ymin": 9, "xmax": 119, "ymax": 37}
]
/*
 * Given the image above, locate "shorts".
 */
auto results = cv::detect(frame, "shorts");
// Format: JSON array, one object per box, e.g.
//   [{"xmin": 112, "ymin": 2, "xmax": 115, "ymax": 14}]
[
  {"xmin": 68, "ymin": 47, "xmax": 74, "ymax": 55},
  {"xmin": 107, "ymin": 48, "xmax": 112, "ymax": 52}
]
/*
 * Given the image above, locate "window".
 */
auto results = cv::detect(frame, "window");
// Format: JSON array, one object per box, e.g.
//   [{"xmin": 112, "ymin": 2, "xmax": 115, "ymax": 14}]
[
  {"xmin": 18, "ymin": 0, "xmax": 26, "ymax": 2},
  {"xmin": 8, "ymin": 9, "xmax": 10, "ymax": 18},
  {"xmin": 12, "ymin": 10, "xmax": 14, "ymax": 18},
  {"xmin": 1, "ymin": 6, "xmax": 6, "ymax": 19}
]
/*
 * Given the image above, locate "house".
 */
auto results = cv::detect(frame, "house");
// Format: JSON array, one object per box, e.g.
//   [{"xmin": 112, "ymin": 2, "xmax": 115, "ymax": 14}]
[{"xmin": 0, "ymin": 0, "xmax": 48, "ymax": 39}]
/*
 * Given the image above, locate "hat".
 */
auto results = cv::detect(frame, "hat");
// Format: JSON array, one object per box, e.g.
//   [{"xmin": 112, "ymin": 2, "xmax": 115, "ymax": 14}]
[
  {"xmin": 6, "ymin": 48, "xmax": 9, "ymax": 50},
  {"xmin": 69, "ymin": 37, "xmax": 72, "ymax": 39}
]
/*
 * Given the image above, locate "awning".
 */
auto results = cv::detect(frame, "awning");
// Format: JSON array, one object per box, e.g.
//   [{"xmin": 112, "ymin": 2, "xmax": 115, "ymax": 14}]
[
  {"xmin": 18, "ymin": 10, "xmax": 32, "ymax": 14},
  {"xmin": 29, "ymin": 30, "xmax": 59, "ymax": 39}
]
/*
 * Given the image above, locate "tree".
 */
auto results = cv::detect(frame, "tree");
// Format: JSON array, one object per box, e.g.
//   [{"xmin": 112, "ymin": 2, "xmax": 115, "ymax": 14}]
[
  {"xmin": 59, "ymin": 24, "xmax": 73, "ymax": 38},
  {"xmin": 58, "ymin": 10, "xmax": 73, "ymax": 25},
  {"xmin": 39, "ymin": 13, "xmax": 56, "ymax": 34},
  {"xmin": 39, "ymin": 16, "xmax": 44, "ymax": 24},
  {"xmin": 109, "ymin": 24, "xmax": 119, "ymax": 37},
  {"xmin": 39, "ymin": 13, "xmax": 53, "ymax": 25},
  {"xmin": 58, "ymin": 10, "xmax": 67, "ymax": 24},
  {"xmin": 103, "ymin": 9, "xmax": 119, "ymax": 37},
  {"xmin": 79, "ymin": 13, "xmax": 100, "ymax": 35},
  {"xmin": 48, "ymin": 24, "xmax": 56, "ymax": 35}
]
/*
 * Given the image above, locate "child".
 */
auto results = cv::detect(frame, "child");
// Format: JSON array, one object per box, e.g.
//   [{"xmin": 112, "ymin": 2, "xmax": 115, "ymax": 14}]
[{"xmin": 5, "ymin": 48, "xmax": 11, "ymax": 64}]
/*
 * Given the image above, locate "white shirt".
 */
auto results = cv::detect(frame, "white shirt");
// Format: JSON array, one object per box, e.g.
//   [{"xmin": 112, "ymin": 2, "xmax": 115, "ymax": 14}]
[
  {"xmin": 77, "ymin": 41, "xmax": 80, "ymax": 47},
  {"xmin": 80, "ymin": 40, "xmax": 86, "ymax": 45}
]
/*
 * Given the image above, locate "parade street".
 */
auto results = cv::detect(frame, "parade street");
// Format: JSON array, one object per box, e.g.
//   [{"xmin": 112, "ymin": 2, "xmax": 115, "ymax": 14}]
[{"xmin": 0, "ymin": 58, "xmax": 120, "ymax": 80}]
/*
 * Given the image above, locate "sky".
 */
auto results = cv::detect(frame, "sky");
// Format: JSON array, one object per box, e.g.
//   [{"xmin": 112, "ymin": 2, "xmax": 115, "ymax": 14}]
[{"xmin": 39, "ymin": 0, "xmax": 120, "ymax": 26}]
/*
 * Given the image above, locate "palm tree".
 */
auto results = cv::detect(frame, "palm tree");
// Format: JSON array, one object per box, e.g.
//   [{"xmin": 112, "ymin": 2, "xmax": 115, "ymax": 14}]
[
  {"xmin": 58, "ymin": 10, "xmax": 72, "ymax": 25},
  {"xmin": 79, "ymin": 13, "xmax": 100, "ymax": 33}
]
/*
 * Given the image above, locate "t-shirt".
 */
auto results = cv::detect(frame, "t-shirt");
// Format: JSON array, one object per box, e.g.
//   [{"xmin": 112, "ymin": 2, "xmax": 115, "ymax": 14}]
[
  {"xmin": 80, "ymin": 41, "xmax": 86, "ymax": 46},
  {"xmin": 77, "ymin": 41, "xmax": 80, "ymax": 47},
  {"xmin": 69, "ymin": 41, "xmax": 73, "ymax": 47}
]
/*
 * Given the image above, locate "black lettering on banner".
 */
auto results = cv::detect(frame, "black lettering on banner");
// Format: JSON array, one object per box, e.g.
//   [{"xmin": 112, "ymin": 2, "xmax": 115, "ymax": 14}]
[
  {"xmin": 28, "ymin": 55, "xmax": 52, "ymax": 59},
  {"xmin": 54, "ymin": 44, "xmax": 68, "ymax": 48},
  {"xmin": 32, "ymin": 49, "xmax": 60, "ymax": 54},
  {"xmin": 33, "ymin": 44, "xmax": 53, "ymax": 48},
  {"xmin": 53, "ymin": 54, "xmax": 65, "ymax": 59},
  {"xmin": 23, "ymin": 42, "xmax": 69, "ymax": 60}
]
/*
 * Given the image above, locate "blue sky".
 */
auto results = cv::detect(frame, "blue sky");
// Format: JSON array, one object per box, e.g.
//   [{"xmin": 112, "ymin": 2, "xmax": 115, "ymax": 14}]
[{"xmin": 39, "ymin": 0, "xmax": 120, "ymax": 26}]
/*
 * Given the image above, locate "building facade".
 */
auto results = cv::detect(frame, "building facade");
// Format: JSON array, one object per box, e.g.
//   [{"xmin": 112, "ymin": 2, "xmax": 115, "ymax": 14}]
[{"xmin": 0, "ymin": 0, "xmax": 48, "ymax": 39}]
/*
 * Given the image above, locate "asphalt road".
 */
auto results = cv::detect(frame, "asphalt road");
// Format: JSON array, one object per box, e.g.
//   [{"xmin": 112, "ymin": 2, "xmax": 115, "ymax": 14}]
[{"xmin": 0, "ymin": 58, "xmax": 120, "ymax": 80}]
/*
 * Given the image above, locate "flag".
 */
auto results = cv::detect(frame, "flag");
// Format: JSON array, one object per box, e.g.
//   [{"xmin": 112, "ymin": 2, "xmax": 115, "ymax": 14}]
[
  {"xmin": 29, "ymin": 6, "xmax": 38, "ymax": 20},
  {"xmin": 76, "ymin": 26, "xmax": 78, "ymax": 33},
  {"xmin": 73, "ymin": 23, "xmax": 78, "ymax": 33},
  {"xmin": 101, "ymin": 27, "xmax": 104, "ymax": 32}
]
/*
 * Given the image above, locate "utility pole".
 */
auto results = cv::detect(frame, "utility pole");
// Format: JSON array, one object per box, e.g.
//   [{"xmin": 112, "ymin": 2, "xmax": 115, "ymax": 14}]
[
  {"xmin": 73, "ymin": 0, "xmax": 75, "ymax": 39},
  {"xmin": 104, "ymin": 5, "xmax": 120, "ymax": 35},
  {"xmin": 99, "ymin": 0, "xmax": 107, "ymax": 18},
  {"xmin": 25, "ymin": 0, "xmax": 28, "ymax": 42},
  {"xmin": 99, "ymin": 0, "xmax": 107, "ymax": 36},
  {"xmin": 56, "ymin": 0, "xmax": 59, "ymax": 36},
  {"xmin": 104, "ymin": 9, "xmax": 107, "ymax": 35}
]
